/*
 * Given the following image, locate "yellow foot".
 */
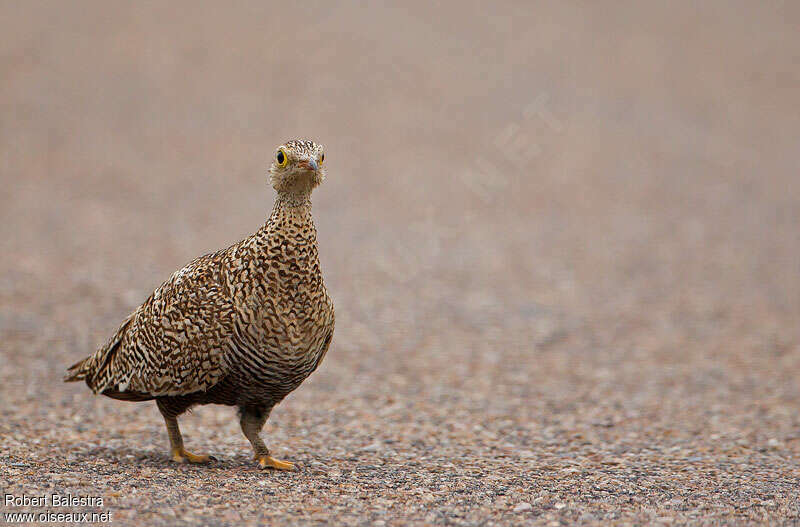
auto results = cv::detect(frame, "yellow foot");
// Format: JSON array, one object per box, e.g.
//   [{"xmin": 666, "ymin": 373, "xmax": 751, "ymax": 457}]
[
  {"xmin": 171, "ymin": 448, "xmax": 216, "ymax": 464},
  {"xmin": 255, "ymin": 454, "xmax": 295, "ymax": 471}
]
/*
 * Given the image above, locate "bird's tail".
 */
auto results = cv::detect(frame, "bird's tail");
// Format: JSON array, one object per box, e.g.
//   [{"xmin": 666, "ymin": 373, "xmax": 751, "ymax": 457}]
[
  {"xmin": 64, "ymin": 313, "xmax": 134, "ymax": 388},
  {"xmin": 64, "ymin": 356, "xmax": 91, "ymax": 383}
]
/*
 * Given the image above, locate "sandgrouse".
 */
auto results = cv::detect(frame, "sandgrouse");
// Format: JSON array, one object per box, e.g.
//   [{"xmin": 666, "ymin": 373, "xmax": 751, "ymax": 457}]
[{"xmin": 65, "ymin": 140, "xmax": 335, "ymax": 470}]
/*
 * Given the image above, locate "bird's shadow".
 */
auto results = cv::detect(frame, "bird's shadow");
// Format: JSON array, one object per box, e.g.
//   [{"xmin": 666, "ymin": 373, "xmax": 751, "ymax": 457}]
[{"xmin": 65, "ymin": 446, "xmax": 302, "ymax": 475}]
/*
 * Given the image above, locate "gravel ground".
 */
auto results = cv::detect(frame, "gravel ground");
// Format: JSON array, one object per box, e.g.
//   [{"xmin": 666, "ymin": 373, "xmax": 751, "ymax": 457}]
[{"xmin": 2, "ymin": 2, "xmax": 800, "ymax": 525}]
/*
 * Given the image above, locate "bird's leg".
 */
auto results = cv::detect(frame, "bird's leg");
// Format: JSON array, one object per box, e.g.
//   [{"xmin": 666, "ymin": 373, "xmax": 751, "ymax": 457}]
[
  {"xmin": 157, "ymin": 399, "xmax": 215, "ymax": 464},
  {"xmin": 239, "ymin": 405, "xmax": 294, "ymax": 470}
]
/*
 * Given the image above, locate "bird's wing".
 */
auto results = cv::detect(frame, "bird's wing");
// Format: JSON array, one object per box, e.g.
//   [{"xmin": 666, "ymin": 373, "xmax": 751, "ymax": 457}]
[{"xmin": 84, "ymin": 251, "xmax": 236, "ymax": 397}]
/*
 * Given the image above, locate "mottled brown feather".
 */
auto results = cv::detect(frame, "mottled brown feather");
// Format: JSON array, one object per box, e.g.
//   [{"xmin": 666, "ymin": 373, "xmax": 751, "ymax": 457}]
[{"xmin": 65, "ymin": 140, "xmax": 334, "ymax": 415}]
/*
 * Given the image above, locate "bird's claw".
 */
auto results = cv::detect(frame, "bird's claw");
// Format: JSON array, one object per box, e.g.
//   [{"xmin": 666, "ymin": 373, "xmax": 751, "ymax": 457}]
[
  {"xmin": 171, "ymin": 448, "xmax": 216, "ymax": 464},
  {"xmin": 255, "ymin": 454, "xmax": 295, "ymax": 471}
]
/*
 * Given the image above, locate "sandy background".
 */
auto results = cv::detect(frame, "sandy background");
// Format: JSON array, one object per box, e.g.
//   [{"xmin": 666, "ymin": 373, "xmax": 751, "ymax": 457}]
[{"xmin": 1, "ymin": 1, "xmax": 799, "ymax": 525}]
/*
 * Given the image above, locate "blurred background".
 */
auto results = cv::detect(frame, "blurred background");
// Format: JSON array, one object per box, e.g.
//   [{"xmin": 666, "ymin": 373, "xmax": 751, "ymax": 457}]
[{"xmin": 1, "ymin": 1, "xmax": 799, "ymax": 524}]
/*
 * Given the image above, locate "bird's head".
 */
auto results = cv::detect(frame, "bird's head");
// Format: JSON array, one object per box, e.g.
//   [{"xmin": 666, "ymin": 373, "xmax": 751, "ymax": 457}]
[{"xmin": 269, "ymin": 139, "xmax": 326, "ymax": 196}]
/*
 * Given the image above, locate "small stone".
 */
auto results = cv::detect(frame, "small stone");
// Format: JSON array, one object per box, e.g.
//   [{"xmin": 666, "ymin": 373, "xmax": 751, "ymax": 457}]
[
  {"xmin": 513, "ymin": 502, "xmax": 532, "ymax": 513},
  {"xmin": 554, "ymin": 502, "xmax": 566, "ymax": 510}
]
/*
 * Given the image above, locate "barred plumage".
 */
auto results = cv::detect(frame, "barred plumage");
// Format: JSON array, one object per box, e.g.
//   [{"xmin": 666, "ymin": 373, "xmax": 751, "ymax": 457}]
[{"xmin": 65, "ymin": 140, "xmax": 334, "ymax": 469}]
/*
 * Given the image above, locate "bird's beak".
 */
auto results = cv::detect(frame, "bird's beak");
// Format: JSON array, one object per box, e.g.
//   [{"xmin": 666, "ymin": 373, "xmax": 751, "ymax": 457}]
[{"xmin": 300, "ymin": 159, "xmax": 319, "ymax": 172}]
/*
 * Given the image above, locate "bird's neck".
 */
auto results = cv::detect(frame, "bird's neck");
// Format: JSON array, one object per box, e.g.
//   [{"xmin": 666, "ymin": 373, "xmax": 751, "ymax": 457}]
[
  {"xmin": 262, "ymin": 192, "xmax": 316, "ymax": 242},
  {"xmin": 274, "ymin": 191, "xmax": 312, "ymax": 210}
]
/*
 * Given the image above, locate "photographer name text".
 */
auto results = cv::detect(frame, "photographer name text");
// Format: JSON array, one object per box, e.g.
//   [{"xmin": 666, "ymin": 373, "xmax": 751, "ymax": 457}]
[{"xmin": 4, "ymin": 493, "xmax": 105, "ymax": 507}]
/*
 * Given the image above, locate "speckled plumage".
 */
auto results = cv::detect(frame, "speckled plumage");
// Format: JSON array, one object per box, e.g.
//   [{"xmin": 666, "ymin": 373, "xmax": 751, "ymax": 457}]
[{"xmin": 65, "ymin": 140, "xmax": 334, "ymax": 468}]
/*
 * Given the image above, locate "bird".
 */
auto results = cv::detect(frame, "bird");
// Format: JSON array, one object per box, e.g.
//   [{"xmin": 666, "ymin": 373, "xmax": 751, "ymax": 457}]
[{"xmin": 65, "ymin": 139, "xmax": 335, "ymax": 470}]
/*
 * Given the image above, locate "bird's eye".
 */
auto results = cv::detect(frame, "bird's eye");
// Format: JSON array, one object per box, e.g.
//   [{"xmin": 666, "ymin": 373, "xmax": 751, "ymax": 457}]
[
  {"xmin": 319, "ymin": 153, "xmax": 324, "ymax": 166},
  {"xmin": 276, "ymin": 149, "xmax": 288, "ymax": 167}
]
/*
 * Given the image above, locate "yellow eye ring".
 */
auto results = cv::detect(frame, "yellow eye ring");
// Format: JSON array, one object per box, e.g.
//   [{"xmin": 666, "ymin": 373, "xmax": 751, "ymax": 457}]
[
  {"xmin": 276, "ymin": 148, "xmax": 288, "ymax": 167},
  {"xmin": 319, "ymin": 152, "xmax": 324, "ymax": 166}
]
